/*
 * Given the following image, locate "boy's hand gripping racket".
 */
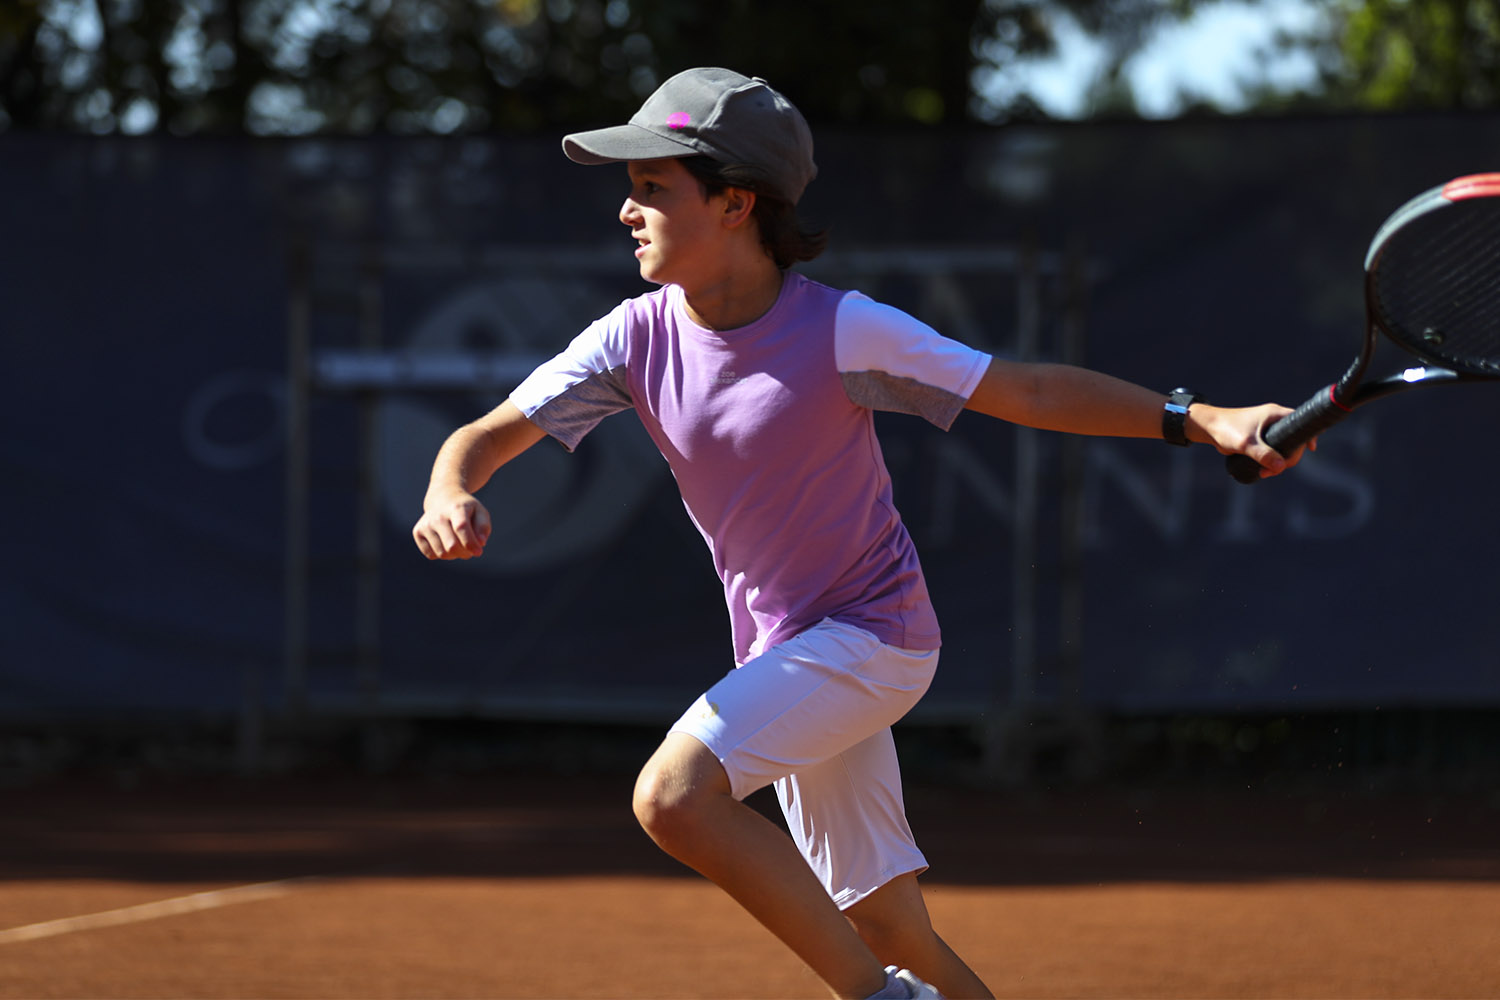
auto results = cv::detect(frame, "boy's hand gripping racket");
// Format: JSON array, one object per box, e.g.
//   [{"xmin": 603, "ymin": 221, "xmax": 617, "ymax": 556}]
[{"xmin": 1228, "ymin": 173, "xmax": 1500, "ymax": 484}]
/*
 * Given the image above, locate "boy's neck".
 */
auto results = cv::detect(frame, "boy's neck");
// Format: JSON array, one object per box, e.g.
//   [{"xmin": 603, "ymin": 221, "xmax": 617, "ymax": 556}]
[{"xmin": 681, "ymin": 261, "xmax": 786, "ymax": 331}]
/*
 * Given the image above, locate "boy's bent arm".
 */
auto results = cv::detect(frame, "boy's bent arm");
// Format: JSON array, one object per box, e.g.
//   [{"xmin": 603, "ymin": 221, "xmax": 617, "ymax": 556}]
[
  {"xmin": 413, "ymin": 399, "xmax": 549, "ymax": 560},
  {"xmin": 964, "ymin": 356, "xmax": 1304, "ymax": 477}
]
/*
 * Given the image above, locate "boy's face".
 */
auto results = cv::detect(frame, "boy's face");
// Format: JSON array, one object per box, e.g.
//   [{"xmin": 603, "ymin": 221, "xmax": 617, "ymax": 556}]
[{"xmin": 619, "ymin": 157, "xmax": 735, "ymax": 288}]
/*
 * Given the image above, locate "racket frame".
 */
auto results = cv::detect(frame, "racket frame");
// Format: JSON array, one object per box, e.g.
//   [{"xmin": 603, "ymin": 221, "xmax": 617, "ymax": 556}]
[{"xmin": 1225, "ymin": 172, "xmax": 1500, "ymax": 483}]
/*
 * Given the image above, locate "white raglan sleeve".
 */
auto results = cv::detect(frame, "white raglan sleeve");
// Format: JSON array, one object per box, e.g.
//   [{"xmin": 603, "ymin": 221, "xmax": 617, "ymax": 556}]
[
  {"xmin": 509, "ymin": 302, "xmax": 634, "ymax": 452},
  {"xmin": 834, "ymin": 291, "xmax": 991, "ymax": 430}
]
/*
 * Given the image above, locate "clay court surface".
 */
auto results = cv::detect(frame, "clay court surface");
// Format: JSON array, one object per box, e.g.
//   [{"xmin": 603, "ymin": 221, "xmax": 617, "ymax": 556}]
[{"xmin": 2, "ymin": 770, "xmax": 1497, "ymax": 999}]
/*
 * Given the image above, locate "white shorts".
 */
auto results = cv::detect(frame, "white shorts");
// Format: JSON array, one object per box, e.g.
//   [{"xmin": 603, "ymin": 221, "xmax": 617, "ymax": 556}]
[{"xmin": 668, "ymin": 618, "xmax": 937, "ymax": 909}]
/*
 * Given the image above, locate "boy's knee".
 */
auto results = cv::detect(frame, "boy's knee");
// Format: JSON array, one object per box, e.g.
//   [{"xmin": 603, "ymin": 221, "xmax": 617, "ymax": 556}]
[
  {"xmin": 632, "ymin": 735, "xmax": 730, "ymax": 850},
  {"xmin": 630, "ymin": 763, "xmax": 682, "ymax": 838}
]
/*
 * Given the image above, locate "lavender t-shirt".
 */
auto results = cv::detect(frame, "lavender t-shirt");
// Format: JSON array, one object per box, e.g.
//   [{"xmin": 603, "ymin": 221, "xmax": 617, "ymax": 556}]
[{"xmin": 510, "ymin": 272, "xmax": 990, "ymax": 664}]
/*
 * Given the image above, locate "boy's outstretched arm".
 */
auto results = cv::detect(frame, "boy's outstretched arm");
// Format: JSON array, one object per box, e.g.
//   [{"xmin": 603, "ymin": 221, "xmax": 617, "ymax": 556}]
[
  {"xmin": 964, "ymin": 357, "xmax": 1308, "ymax": 478},
  {"xmin": 412, "ymin": 399, "xmax": 548, "ymax": 560}
]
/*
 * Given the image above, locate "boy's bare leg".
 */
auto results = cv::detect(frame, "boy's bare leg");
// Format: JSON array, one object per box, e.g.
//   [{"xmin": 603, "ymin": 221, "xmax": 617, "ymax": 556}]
[
  {"xmin": 845, "ymin": 872, "xmax": 995, "ymax": 999},
  {"xmin": 634, "ymin": 732, "xmax": 889, "ymax": 999}
]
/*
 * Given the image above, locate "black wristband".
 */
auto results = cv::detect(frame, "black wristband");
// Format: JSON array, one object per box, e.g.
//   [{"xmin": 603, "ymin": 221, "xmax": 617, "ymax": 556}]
[{"xmin": 1162, "ymin": 388, "xmax": 1203, "ymax": 447}]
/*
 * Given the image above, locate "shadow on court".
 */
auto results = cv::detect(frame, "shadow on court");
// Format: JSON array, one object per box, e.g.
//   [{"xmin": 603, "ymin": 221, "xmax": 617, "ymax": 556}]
[{"xmin": 3, "ymin": 769, "xmax": 1497, "ymax": 888}]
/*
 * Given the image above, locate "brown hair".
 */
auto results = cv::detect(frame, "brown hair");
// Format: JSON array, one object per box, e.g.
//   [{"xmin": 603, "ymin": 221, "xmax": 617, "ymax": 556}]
[{"xmin": 678, "ymin": 156, "xmax": 829, "ymax": 270}]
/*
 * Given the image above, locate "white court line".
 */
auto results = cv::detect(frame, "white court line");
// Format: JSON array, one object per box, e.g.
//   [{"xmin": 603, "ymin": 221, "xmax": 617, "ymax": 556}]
[{"xmin": 0, "ymin": 876, "xmax": 324, "ymax": 945}]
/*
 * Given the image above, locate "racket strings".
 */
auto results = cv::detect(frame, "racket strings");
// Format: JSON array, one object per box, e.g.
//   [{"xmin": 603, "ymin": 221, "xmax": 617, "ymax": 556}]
[{"xmin": 1372, "ymin": 200, "xmax": 1500, "ymax": 372}]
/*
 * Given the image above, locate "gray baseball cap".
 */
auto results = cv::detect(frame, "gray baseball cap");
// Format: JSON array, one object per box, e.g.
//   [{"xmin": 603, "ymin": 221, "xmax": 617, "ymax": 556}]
[{"xmin": 562, "ymin": 67, "xmax": 817, "ymax": 204}]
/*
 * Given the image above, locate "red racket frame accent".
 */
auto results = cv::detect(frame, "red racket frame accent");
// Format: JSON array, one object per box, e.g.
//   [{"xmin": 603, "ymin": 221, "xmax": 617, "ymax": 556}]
[{"xmin": 1442, "ymin": 173, "xmax": 1500, "ymax": 202}]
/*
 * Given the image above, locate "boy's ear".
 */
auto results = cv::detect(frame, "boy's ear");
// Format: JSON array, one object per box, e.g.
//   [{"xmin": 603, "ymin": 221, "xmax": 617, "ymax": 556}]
[{"xmin": 721, "ymin": 186, "xmax": 757, "ymax": 229}]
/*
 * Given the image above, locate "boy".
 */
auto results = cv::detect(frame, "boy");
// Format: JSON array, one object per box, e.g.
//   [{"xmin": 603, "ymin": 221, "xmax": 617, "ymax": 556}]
[{"xmin": 412, "ymin": 68, "xmax": 1305, "ymax": 999}]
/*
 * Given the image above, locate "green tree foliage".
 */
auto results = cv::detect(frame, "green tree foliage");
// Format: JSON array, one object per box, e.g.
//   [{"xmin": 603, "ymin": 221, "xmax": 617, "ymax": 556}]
[
  {"xmin": 3, "ymin": 0, "xmax": 1496, "ymax": 134},
  {"xmin": 1322, "ymin": 0, "xmax": 1500, "ymax": 109}
]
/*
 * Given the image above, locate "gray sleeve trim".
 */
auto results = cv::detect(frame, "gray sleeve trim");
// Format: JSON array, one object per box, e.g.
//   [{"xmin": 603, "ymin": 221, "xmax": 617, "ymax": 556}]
[
  {"xmin": 841, "ymin": 370, "xmax": 969, "ymax": 430},
  {"xmin": 526, "ymin": 367, "xmax": 633, "ymax": 452}
]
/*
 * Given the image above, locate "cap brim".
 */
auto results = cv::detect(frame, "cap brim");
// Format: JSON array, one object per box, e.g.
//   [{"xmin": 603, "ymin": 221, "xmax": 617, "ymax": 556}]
[{"xmin": 562, "ymin": 123, "xmax": 700, "ymax": 165}]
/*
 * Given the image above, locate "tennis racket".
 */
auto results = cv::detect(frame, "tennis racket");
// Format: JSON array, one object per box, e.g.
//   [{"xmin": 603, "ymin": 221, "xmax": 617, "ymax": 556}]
[{"xmin": 1227, "ymin": 172, "xmax": 1500, "ymax": 484}]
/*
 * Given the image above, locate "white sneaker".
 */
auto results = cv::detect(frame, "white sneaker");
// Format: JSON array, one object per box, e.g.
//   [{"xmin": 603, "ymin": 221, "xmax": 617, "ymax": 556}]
[{"xmin": 888, "ymin": 966, "xmax": 944, "ymax": 999}]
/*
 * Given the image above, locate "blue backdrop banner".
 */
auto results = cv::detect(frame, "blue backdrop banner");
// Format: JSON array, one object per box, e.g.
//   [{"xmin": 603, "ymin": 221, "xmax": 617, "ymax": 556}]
[{"xmin": 4, "ymin": 115, "xmax": 1498, "ymax": 722}]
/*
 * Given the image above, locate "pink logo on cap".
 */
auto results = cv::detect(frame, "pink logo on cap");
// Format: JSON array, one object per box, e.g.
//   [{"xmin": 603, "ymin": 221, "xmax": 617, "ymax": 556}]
[{"xmin": 666, "ymin": 112, "xmax": 692, "ymax": 130}]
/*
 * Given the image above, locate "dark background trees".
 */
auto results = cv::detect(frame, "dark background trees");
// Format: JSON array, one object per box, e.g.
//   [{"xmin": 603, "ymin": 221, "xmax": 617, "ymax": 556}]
[{"xmin": 3, "ymin": 0, "xmax": 1497, "ymax": 135}]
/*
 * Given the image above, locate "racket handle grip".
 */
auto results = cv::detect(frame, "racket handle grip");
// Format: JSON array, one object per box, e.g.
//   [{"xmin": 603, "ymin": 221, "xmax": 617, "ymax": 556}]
[{"xmin": 1226, "ymin": 384, "xmax": 1348, "ymax": 484}]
